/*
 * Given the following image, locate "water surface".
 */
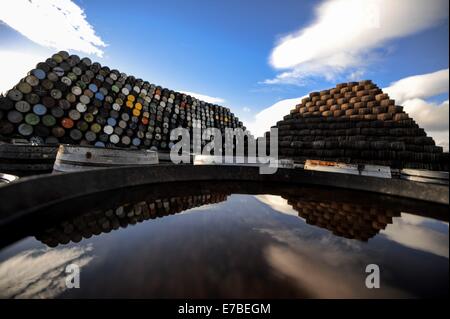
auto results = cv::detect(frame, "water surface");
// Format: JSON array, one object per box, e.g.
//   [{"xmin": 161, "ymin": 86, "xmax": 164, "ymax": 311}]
[{"xmin": 0, "ymin": 181, "xmax": 448, "ymax": 298}]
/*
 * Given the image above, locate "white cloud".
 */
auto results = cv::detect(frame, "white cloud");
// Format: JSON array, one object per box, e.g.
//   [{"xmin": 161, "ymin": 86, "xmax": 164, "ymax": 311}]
[
  {"xmin": 254, "ymin": 195, "xmax": 299, "ymax": 216},
  {"xmin": 0, "ymin": 0, "xmax": 106, "ymax": 57},
  {"xmin": 384, "ymin": 69, "xmax": 449, "ymax": 150},
  {"xmin": 0, "ymin": 245, "xmax": 94, "ymax": 298},
  {"xmin": 382, "ymin": 213, "xmax": 449, "ymax": 258},
  {"xmin": 384, "ymin": 69, "xmax": 449, "ymax": 105},
  {"xmin": 265, "ymin": 0, "xmax": 448, "ymax": 85},
  {"xmin": 245, "ymin": 96, "xmax": 306, "ymax": 137},
  {"xmin": 242, "ymin": 107, "xmax": 251, "ymax": 112},
  {"xmin": 179, "ymin": 91, "xmax": 225, "ymax": 104},
  {"xmin": 402, "ymin": 99, "xmax": 449, "ymax": 151},
  {"xmin": 402, "ymin": 99, "xmax": 448, "ymax": 132},
  {"xmin": 0, "ymin": 50, "xmax": 49, "ymax": 94}
]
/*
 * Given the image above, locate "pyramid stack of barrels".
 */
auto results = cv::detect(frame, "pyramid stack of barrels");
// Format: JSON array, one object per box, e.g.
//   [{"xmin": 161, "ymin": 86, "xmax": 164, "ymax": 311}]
[
  {"xmin": 36, "ymin": 193, "xmax": 228, "ymax": 247},
  {"xmin": 286, "ymin": 196, "xmax": 400, "ymax": 241},
  {"xmin": 0, "ymin": 51, "xmax": 244, "ymax": 152},
  {"xmin": 270, "ymin": 80, "xmax": 448, "ymax": 171}
]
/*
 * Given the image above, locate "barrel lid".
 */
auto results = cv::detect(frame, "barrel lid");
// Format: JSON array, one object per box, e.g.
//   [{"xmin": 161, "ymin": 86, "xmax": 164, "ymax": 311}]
[
  {"xmin": 110, "ymin": 134, "xmax": 120, "ymax": 144},
  {"xmin": 51, "ymin": 53, "xmax": 63, "ymax": 63},
  {"xmin": 7, "ymin": 89, "xmax": 23, "ymax": 101},
  {"xmin": 17, "ymin": 82, "xmax": 32, "ymax": 94},
  {"xmin": 25, "ymin": 93, "xmax": 40, "ymax": 105},
  {"xmin": 94, "ymin": 141, "xmax": 105, "ymax": 147},
  {"xmin": 50, "ymin": 89, "xmax": 62, "ymax": 99},
  {"xmin": 41, "ymin": 96, "xmax": 55, "ymax": 108},
  {"xmin": 15, "ymin": 100, "xmax": 31, "ymax": 113},
  {"xmin": 25, "ymin": 75, "xmax": 39, "ymax": 86},
  {"xmin": 112, "ymin": 103, "xmax": 121, "ymax": 112},
  {"xmin": 72, "ymin": 66, "xmax": 82, "ymax": 76},
  {"xmin": 52, "ymin": 66, "xmax": 64, "ymax": 77},
  {"xmin": 111, "ymin": 85, "xmax": 119, "ymax": 93},
  {"xmin": 47, "ymin": 72, "xmax": 59, "ymax": 82},
  {"xmin": 95, "ymin": 115, "xmax": 106, "ymax": 125},
  {"xmin": 121, "ymin": 135, "xmax": 131, "ymax": 145},
  {"xmin": 0, "ymin": 120, "xmax": 14, "ymax": 135},
  {"xmin": 68, "ymin": 109, "xmax": 81, "ymax": 120},
  {"xmin": 103, "ymin": 125, "xmax": 114, "ymax": 135},
  {"xmin": 83, "ymin": 89, "xmax": 94, "ymax": 99},
  {"xmin": 67, "ymin": 72, "xmax": 77, "ymax": 81},
  {"xmin": 132, "ymin": 137, "xmax": 141, "ymax": 146},
  {"xmin": 18, "ymin": 123, "xmax": 33, "ymax": 136},
  {"xmin": 52, "ymin": 126, "xmax": 65, "ymax": 137},
  {"xmin": 32, "ymin": 69, "xmax": 46, "ymax": 80},
  {"xmin": 85, "ymin": 130, "xmax": 97, "ymax": 142},
  {"xmin": 42, "ymin": 114, "xmax": 56, "ymax": 127},
  {"xmin": 71, "ymin": 86, "xmax": 82, "ymax": 96},
  {"xmin": 76, "ymin": 120, "xmax": 89, "ymax": 131},
  {"xmin": 91, "ymin": 123, "xmax": 102, "ymax": 133},
  {"xmin": 118, "ymin": 120, "xmax": 127, "ymax": 129},
  {"xmin": 88, "ymin": 83, "xmax": 98, "ymax": 93},
  {"xmin": 7, "ymin": 110, "xmax": 23, "ymax": 123},
  {"xmin": 107, "ymin": 117, "xmax": 116, "ymax": 126},
  {"xmin": 81, "ymin": 57, "xmax": 92, "ymax": 66},
  {"xmin": 83, "ymin": 113, "xmax": 94, "ymax": 122},
  {"xmin": 76, "ymin": 102, "xmax": 87, "ymax": 113},
  {"xmin": 33, "ymin": 104, "xmax": 47, "ymax": 116},
  {"xmin": 61, "ymin": 117, "xmax": 74, "ymax": 129},
  {"xmin": 70, "ymin": 129, "xmax": 83, "ymax": 140},
  {"xmin": 95, "ymin": 92, "xmax": 104, "ymax": 101},
  {"xmin": 53, "ymin": 106, "xmax": 68, "ymax": 121},
  {"xmin": 25, "ymin": 113, "xmax": 40, "ymax": 125},
  {"xmin": 58, "ymin": 51, "xmax": 69, "ymax": 59},
  {"xmin": 66, "ymin": 93, "xmax": 77, "ymax": 103},
  {"xmin": 79, "ymin": 95, "xmax": 90, "ymax": 105},
  {"xmin": 121, "ymin": 113, "xmax": 130, "ymax": 121},
  {"xmin": 58, "ymin": 99, "xmax": 71, "ymax": 110},
  {"xmin": 61, "ymin": 76, "xmax": 72, "ymax": 86},
  {"xmin": 99, "ymin": 133, "xmax": 109, "ymax": 142}
]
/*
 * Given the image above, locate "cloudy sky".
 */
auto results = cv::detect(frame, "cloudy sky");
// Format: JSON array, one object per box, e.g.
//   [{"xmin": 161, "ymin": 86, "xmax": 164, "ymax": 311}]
[{"xmin": 0, "ymin": 0, "xmax": 448, "ymax": 146}]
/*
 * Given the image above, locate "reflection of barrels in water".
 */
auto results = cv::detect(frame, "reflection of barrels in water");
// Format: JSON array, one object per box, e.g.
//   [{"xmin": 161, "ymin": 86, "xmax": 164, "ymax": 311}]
[
  {"xmin": 285, "ymin": 197, "xmax": 400, "ymax": 241},
  {"xmin": 0, "ymin": 143, "xmax": 58, "ymax": 175},
  {"xmin": 35, "ymin": 193, "xmax": 228, "ymax": 247},
  {"xmin": 53, "ymin": 144, "xmax": 159, "ymax": 172}
]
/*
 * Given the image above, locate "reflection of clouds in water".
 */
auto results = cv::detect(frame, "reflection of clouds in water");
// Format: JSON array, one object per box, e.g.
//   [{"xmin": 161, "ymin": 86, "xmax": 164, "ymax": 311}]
[
  {"xmin": 183, "ymin": 203, "xmax": 223, "ymax": 213},
  {"xmin": 252, "ymin": 196, "xmax": 411, "ymax": 297},
  {"xmin": 259, "ymin": 228, "xmax": 410, "ymax": 298},
  {"xmin": 381, "ymin": 213, "xmax": 449, "ymax": 258},
  {"xmin": 0, "ymin": 244, "xmax": 94, "ymax": 298},
  {"xmin": 254, "ymin": 195, "xmax": 298, "ymax": 216}
]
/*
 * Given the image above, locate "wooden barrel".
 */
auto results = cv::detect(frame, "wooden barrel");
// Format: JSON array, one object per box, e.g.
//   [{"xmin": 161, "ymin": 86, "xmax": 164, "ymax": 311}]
[
  {"xmin": 0, "ymin": 142, "xmax": 58, "ymax": 175},
  {"xmin": 53, "ymin": 145, "xmax": 159, "ymax": 172},
  {"xmin": 0, "ymin": 51, "xmax": 245, "ymax": 155}
]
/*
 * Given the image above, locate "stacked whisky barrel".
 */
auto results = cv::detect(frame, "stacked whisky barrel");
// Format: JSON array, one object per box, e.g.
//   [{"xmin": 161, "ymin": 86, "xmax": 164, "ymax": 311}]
[
  {"xmin": 0, "ymin": 51, "xmax": 244, "ymax": 153},
  {"xmin": 285, "ymin": 196, "xmax": 400, "ymax": 241},
  {"xmin": 269, "ymin": 80, "xmax": 448, "ymax": 171},
  {"xmin": 35, "ymin": 193, "xmax": 228, "ymax": 247}
]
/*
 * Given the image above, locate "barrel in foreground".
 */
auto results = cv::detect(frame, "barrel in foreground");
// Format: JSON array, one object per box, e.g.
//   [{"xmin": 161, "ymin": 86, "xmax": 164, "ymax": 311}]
[{"xmin": 53, "ymin": 144, "xmax": 159, "ymax": 172}]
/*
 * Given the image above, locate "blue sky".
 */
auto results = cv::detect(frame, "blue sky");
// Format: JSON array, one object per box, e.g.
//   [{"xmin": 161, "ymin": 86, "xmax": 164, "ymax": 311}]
[{"xmin": 0, "ymin": 0, "xmax": 448, "ymax": 144}]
